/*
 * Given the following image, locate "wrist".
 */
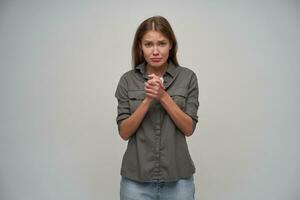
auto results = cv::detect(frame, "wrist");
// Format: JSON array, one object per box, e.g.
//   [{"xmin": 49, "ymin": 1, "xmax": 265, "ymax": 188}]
[
  {"xmin": 159, "ymin": 90, "xmax": 169, "ymax": 103},
  {"xmin": 143, "ymin": 97, "xmax": 153, "ymax": 107}
]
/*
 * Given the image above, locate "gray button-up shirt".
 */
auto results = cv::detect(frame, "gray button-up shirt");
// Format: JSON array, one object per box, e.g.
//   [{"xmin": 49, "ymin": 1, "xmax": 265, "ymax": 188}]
[{"xmin": 115, "ymin": 61, "xmax": 199, "ymax": 182}]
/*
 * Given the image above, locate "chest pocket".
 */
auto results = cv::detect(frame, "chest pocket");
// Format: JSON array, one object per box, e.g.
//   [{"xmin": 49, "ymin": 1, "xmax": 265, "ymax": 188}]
[
  {"xmin": 168, "ymin": 88, "xmax": 188, "ymax": 110},
  {"xmin": 128, "ymin": 90, "xmax": 145, "ymax": 113}
]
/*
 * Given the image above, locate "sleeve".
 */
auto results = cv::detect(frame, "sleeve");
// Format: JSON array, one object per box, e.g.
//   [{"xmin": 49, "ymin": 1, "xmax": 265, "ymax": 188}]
[
  {"xmin": 114, "ymin": 75, "xmax": 131, "ymax": 130},
  {"xmin": 184, "ymin": 72, "xmax": 199, "ymax": 132}
]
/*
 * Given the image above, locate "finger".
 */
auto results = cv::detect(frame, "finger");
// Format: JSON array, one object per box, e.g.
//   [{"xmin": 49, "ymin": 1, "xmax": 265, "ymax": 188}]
[
  {"xmin": 145, "ymin": 83, "xmax": 160, "ymax": 91},
  {"xmin": 145, "ymin": 83, "xmax": 158, "ymax": 91},
  {"xmin": 149, "ymin": 74, "xmax": 159, "ymax": 80},
  {"xmin": 148, "ymin": 74, "xmax": 160, "ymax": 81},
  {"xmin": 149, "ymin": 76, "xmax": 161, "ymax": 83},
  {"xmin": 145, "ymin": 87, "xmax": 158, "ymax": 95},
  {"xmin": 148, "ymin": 73, "xmax": 156, "ymax": 78},
  {"xmin": 149, "ymin": 79, "xmax": 163, "ymax": 88},
  {"xmin": 147, "ymin": 79, "xmax": 159, "ymax": 86},
  {"xmin": 145, "ymin": 89, "xmax": 158, "ymax": 96},
  {"xmin": 158, "ymin": 81, "xmax": 165, "ymax": 89},
  {"xmin": 147, "ymin": 74, "xmax": 156, "ymax": 80},
  {"xmin": 145, "ymin": 93, "xmax": 157, "ymax": 99},
  {"xmin": 145, "ymin": 89, "xmax": 159, "ymax": 97}
]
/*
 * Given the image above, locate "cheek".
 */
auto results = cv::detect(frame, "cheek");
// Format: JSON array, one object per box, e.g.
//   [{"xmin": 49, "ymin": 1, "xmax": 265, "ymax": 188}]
[
  {"xmin": 142, "ymin": 49, "xmax": 151, "ymax": 57},
  {"xmin": 162, "ymin": 48, "xmax": 170, "ymax": 57}
]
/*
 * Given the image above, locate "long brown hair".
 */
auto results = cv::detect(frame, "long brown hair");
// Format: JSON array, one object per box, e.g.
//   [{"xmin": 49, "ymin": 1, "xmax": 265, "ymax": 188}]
[{"xmin": 132, "ymin": 16, "xmax": 179, "ymax": 68}]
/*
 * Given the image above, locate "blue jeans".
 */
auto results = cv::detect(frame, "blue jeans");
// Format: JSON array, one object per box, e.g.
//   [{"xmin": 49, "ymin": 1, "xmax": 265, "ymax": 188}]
[{"xmin": 120, "ymin": 176, "xmax": 195, "ymax": 200}]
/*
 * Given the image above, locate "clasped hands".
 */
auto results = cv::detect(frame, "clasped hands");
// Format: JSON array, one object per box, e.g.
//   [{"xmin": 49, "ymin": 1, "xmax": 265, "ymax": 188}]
[{"xmin": 144, "ymin": 74, "xmax": 166, "ymax": 101}]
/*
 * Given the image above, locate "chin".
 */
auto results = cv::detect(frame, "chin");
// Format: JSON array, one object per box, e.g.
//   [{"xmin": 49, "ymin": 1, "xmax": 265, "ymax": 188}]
[{"xmin": 148, "ymin": 61, "xmax": 167, "ymax": 68}]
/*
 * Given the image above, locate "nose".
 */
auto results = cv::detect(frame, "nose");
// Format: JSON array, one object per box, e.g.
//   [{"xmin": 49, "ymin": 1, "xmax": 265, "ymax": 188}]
[{"xmin": 153, "ymin": 46, "xmax": 159, "ymax": 55}]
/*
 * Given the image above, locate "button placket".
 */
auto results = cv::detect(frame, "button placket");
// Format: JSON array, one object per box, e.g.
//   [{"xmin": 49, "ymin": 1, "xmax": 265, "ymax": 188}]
[{"xmin": 154, "ymin": 105, "xmax": 161, "ymax": 178}]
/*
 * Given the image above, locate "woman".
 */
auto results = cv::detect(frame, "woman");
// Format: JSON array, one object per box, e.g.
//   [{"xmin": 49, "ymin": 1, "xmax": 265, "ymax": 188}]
[{"xmin": 115, "ymin": 16, "xmax": 199, "ymax": 200}]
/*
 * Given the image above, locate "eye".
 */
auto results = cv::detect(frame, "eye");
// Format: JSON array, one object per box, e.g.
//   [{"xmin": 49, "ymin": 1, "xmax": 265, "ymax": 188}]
[
  {"xmin": 159, "ymin": 42, "xmax": 167, "ymax": 46},
  {"xmin": 144, "ymin": 43, "xmax": 153, "ymax": 47}
]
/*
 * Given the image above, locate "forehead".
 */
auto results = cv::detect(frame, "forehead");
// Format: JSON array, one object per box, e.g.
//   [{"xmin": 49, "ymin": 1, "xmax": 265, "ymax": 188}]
[{"xmin": 141, "ymin": 30, "xmax": 169, "ymax": 41}]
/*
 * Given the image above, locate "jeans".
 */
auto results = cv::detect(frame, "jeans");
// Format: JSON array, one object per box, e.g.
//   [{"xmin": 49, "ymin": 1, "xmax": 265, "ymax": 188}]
[{"xmin": 120, "ymin": 176, "xmax": 195, "ymax": 200}]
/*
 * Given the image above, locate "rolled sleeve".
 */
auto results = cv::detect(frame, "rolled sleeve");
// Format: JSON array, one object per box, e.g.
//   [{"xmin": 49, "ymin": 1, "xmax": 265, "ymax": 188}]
[
  {"xmin": 115, "ymin": 75, "xmax": 131, "ymax": 130},
  {"xmin": 184, "ymin": 72, "xmax": 199, "ymax": 131}
]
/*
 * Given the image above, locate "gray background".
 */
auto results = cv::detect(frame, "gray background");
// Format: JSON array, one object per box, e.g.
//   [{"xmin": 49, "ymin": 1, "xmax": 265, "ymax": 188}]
[{"xmin": 1, "ymin": 1, "xmax": 299, "ymax": 200}]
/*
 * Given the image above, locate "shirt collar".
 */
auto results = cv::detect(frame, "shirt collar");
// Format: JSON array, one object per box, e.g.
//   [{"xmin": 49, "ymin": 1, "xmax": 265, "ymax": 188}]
[
  {"xmin": 165, "ymin": 60, "xmax": 176, "ymax": 77},
  {"xmin": 135, "ymin": 60, "xmax": 177, "ymax": 78}
]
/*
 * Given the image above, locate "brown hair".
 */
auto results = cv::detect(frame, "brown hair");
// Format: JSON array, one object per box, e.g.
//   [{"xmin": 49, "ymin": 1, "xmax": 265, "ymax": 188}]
[{"xmin": 132, "ymin": 16, "xmax": 179, "ymax": 67}]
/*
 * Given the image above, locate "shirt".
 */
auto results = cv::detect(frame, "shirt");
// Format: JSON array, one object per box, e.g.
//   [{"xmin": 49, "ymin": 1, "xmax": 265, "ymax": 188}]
[{"xmin": 115, "ymin": 61, "xmax": 199, "ymax": 182}]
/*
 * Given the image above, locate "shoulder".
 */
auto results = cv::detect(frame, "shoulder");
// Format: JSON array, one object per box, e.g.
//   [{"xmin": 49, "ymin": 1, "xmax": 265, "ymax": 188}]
[
  {"xmin": 115, "ymin": 69, "xmax": 136, "ymax": 95},
  {"xmin": 118, "ymin": 69, "xmax": 136, "ymax": 82},
  {"xmin": 120, "ymin": 69, "xmax": 135, "ymax": 78},
  {"xmin": 176, "ymin": 65, "xmax": 197, "ymax": 78},
  {"xmin": 175, "ymin": 65, "xmax": 199, "ymax": 88}
]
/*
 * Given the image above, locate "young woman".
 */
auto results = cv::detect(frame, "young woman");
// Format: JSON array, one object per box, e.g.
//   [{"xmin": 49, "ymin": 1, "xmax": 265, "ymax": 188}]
[{"xmin": 115, "ymin": 16, "xmax": 199, "ymax": 200}]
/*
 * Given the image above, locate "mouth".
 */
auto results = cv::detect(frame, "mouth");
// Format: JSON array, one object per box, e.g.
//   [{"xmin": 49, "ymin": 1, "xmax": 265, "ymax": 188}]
[{"xmin": 150, "ymin": 58, "xmax": 162, "ymax": 62}]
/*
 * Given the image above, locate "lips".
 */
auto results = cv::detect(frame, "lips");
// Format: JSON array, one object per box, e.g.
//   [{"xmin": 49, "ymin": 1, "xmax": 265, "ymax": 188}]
[{"xmin": 150, "ymin": 58, "xmax": 162, "ymax": 62}]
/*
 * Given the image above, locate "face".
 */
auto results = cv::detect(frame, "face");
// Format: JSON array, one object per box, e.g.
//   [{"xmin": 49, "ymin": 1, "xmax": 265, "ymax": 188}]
[{"xmin": 140, "ymin": 30, "xmax": 172, "ymax": 69}]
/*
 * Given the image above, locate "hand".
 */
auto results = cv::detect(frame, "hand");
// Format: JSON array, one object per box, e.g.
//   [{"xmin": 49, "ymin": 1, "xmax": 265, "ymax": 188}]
[{"xmin": 144, "ymin": 74, "xmax": 165, "ymax": 101}]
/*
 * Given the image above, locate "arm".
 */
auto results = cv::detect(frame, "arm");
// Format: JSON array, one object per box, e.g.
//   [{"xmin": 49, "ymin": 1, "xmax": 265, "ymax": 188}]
[
  {"xmin": 115, "ymin": 75, "xmax": 153, "ymax": 141},
  {"xmin": 159, "ymin": 91, "xmax": 194, "ymax": 136},
  {"xmin": 119, "ymin": 97, "xmax": 152, "ymax": 140},
  {"xmin": 145, "ymin": 74, "xmax": 197, "ymax": 137}
]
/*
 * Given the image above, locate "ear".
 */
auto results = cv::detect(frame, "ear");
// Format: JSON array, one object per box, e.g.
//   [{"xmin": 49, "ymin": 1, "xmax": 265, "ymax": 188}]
[
  {"xmin": 139, "ymin": 45, "xmax": 143, "ymax": 54},
  {"xmin": 138, "ymin": 43, "xmax": 143, "ymax": 57},
  {"xmin": 169, "ymin": 43, "xmax": 173, "ymax": 50}
]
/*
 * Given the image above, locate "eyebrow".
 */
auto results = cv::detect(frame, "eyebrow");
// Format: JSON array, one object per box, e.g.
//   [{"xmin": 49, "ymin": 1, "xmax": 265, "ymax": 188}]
[{"xmin": 143, "ymin": 40, "xmax": 167, "ymax": 42}]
